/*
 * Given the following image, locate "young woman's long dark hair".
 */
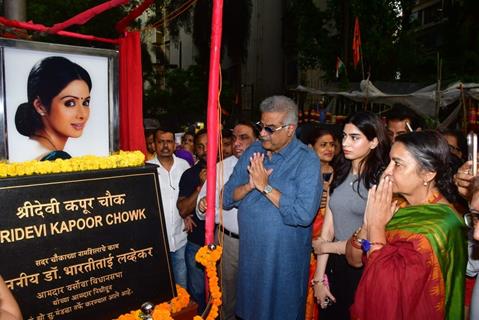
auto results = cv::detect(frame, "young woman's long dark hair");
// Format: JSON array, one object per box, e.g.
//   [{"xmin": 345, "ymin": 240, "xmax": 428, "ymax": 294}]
[
  {"xmin": 395, "ymin": 130, "xmax": 457, "ymax": 203},
  {"xmin": 330, "ymin": 111, "xmax": 390, "ymax": 197},
  {"xmin": 15, "ymin": 56, "xmax": 92, "ymax": 137}
]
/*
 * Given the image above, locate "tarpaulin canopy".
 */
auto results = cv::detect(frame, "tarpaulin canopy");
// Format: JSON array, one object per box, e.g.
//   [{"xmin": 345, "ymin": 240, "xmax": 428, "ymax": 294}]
[{"xmin": 295, "ymin": 80, "xmax": 479, "ymax": 118}]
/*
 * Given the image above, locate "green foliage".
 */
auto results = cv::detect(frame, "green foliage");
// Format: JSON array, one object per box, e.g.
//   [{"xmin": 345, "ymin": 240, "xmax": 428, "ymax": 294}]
[
  {"xmin": 286, "ymin": 0, "xmax": 479, "ymax": 83},
  {"xmin": 193, "ymin": 0, "xmax": 252, "ymax": 66},
  {"xmin": 222, "ymin": 0, "xmax": 252, "ymax": 63},
  {"xmin": 284, "ymin": 0, "xmax": 327, "ymax": 69},
  {"xmin": 25, "ymin": 0, "xmax": 135, "ymax": 49},
  {"xmin": 441, "ymin": 0, "xmax": 479, "ymax": 83},
  {"xmin": 144, "ymin": 65, "xmax": 234, "ymax": 130},
  {"xmin": 351, "ymin": 0, "xmax": 402, "ymax": 80},
  {"xmin": 192, "ymin": 0, "xmax": 212, "ymax": 67},
  {"xmin": 288, "ymin": 0, "xmax": 442, "ymax": 81},
  {"xmin": 24, "ymin": 0, "xmax": 190, "ymax": 49},
  {"xmin": 161, "ymin": 0, "xmax": 193, "ymax": 41}
]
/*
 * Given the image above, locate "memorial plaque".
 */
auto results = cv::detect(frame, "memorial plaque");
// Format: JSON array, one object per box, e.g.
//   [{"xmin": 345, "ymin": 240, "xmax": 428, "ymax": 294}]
[{"xmin": 0, "ymin": 164, "xmax": 175, "ymax": 319}]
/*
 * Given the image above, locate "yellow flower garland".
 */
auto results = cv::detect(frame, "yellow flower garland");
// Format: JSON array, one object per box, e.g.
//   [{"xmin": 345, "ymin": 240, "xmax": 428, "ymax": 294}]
[
  {"xmin": 117, "ymin": 285, "xmax": 190, "ymax": 320},
  {"xmin": 194, "ymin": 245, "xmax": 223, "ymax": 320},
  {"xmin": 115, "ymin": 245, "xmax": 223, "ymax": 320},
  {"xmin": 0, "ymin": 151, "xmax": 145, "ymax": 178}
]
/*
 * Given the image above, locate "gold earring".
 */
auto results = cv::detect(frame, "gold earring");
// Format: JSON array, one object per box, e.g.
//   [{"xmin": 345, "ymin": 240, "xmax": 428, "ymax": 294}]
[{"xmin": 423, "ymin": 181, "xmax": 428, "ymax": 186}]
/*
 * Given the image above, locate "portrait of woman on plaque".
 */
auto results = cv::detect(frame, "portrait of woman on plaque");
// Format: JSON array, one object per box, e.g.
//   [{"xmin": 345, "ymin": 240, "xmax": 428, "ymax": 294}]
[
  {"xmin": 2, "ymin": 43, "xmax": 113, "ymax": 163},
  {"xmin": 14, "ymin": 56, "xmax": 92, "ymax": 161}
]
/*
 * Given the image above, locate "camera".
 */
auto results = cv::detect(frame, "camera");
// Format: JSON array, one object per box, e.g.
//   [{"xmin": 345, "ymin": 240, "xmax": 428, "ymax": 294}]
[
  {"xmin": 464, "ymin": 209, "xmax": 479, "ymax": 228},
  {"xmin": 467, "ymin": 132, "xmax": 477, "ymax": 176}
]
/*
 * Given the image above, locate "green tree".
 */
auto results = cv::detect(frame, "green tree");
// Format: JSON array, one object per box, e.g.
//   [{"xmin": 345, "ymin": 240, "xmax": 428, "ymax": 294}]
[
  {"xmin": 441, "ymin": 0, "xmax": 479, "ymax": 83},
  {"xmin": 285, "ymin": 0, "xmax": 433, "ymax": 82},
  {"xmin": 145, "ymin": 65, "xmax": 234, "ymax": 130},
  {"xmin": 283, "ymin": 0, "xmax": 326, "ymax": 69},
  {"xmin": 25, "ymin": 0, "xmax": 133, "ymax": 49},
  {"xmin": 192, "ymin": 0, "xmax": 251, "ymax": 67},
  {"xmin": 191, "ymin": 0, "xmax": 252, "ymax": 121}
]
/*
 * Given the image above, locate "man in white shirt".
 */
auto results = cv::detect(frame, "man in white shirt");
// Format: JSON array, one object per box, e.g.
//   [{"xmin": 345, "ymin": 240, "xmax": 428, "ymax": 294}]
[
  {"xmin": 196, "ymin": 122, "xmax": 257, "ymax": 319},
  {"xmin": 147, "ymin": 129, "xmax": 190, "ymax": 288}
]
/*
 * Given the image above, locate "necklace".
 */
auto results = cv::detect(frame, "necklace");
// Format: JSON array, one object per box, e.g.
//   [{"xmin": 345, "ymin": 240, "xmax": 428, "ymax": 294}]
[
  {"xmin": 349, "ymin": 172, "xmax": 358, "ymax": 186},
  {"xmin": 427, "ymin": 191, "xmax": 443, "ymax": 204},
  {"xmin": 33, "ymin": 134, "xmax": 58, "ymax": 150}
]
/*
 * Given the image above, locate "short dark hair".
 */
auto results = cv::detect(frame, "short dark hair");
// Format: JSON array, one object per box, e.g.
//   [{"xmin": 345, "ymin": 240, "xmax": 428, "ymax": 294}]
[
  {"xmin": 183, "ymin": 131, "xmax": 195, "ymax": 139},
  {"xmin": 222, "ymin": 128, "xmax": 233, "ymax": 139},
  {"xmin": 384, "ymin": 104, "xmax": 425, "ymax": 130},
  {"xmin": 235, "ymin": 121, "xmax": 259, "ymax": 138},
  {"xmin": 307, "ymin": 127, "xmax": 336, "ymax": 146},
  {"xmin": 15, "ymin": 56, "xmax": 92, "ymax": 137},
  {"xmin": 154, "ymin": 128, "xmax": 174, "ymax": 142},
  {"xmin": 145, "ymin": 129, "xmax": 155, "ymax": 138},
  {"xmin": 194, "ymin": 128, "xmax": 207, "ymax": 144},
  {"xmin": 156, "ymin": 125, "xmax": 176, "ymax": 136}
]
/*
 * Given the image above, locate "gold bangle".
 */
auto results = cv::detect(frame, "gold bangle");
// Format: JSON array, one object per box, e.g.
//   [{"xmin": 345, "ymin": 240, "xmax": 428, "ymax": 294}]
[
  {"xmin": 350, "ymin": 227, "xmax": 363, "ymax": 250},
  {"xmin": 311, "ymin": 279, "xmax": 321, "ymax": 286},
  {"xmin": 350, "ymin": 237, "xmax": 362, "ymax": 250},
  {"xmin": 311, "ymin": 277, "xmax": 327, "ymax": 287}
]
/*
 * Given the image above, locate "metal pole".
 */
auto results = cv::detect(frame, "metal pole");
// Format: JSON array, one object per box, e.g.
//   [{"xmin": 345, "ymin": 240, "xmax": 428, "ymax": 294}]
[
  {"xmin": 435, "ymin": 52, "xmax": 442, "ymax": 125},
  {"xmin": 4, "ymin": 0, "xmax": 26, "ymax": 21}
]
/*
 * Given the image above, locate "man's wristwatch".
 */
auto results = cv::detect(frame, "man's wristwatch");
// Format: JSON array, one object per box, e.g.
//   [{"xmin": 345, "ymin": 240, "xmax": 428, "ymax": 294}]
[{"xmin": 263, "ymin": 184, "xmax": 273, "ymax": 195}]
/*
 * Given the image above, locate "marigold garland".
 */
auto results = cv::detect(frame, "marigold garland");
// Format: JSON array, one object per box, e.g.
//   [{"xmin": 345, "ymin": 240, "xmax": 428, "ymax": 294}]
[
  {"xmin": 193, "ymin": 245, "xmax": 223, "ymax": 320},
  {"xmin": 0, "ymin": 151, "xmax": 145, "ymax": 178},
  {"xmin": 115, "ymin": 245, "xmax": 223, "ymax": 320},
  {"xmin": 116, "ymin": 285, "xmax": 190, "ymax": 320}
]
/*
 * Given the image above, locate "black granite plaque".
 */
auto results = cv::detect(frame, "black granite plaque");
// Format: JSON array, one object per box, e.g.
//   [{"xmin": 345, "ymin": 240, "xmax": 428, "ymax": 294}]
[{"xmin": 0, "ymin": 164, "xmax": 175, "ymax": 319}]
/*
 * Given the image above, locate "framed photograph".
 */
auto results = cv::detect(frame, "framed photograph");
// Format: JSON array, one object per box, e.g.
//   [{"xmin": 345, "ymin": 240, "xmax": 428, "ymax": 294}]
[{"xmin": 0, "ymin": 38, "xmax": 119, "ymax": 162}]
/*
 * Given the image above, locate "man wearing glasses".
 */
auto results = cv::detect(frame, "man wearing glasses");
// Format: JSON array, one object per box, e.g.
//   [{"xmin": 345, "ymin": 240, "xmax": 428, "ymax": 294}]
[{"xmin": 224, "ymin": 96, "xmax": 322, "ymax": 319}]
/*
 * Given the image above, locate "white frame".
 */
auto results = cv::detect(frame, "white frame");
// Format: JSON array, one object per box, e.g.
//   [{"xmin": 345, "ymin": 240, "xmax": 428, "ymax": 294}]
[{"xmin": 0, "ymin": 38, "xmax": 119, "ymax": 162}]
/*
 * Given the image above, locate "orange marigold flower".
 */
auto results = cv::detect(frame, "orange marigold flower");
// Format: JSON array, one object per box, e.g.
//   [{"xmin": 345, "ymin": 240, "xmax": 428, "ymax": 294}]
[{"xmin": 117, "ymin": 247, "xmax": 222, "ymax": 320}]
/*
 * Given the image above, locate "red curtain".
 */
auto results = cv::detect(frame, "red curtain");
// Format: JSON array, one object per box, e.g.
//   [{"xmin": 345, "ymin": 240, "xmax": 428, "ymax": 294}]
[{"xmin": 119, "ymin": 31, "xmax": 147, "ymax": 154}]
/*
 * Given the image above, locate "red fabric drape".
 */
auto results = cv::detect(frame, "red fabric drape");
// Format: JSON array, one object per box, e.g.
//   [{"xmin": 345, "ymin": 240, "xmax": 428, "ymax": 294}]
[{"xmin": 119, "ymin": 31, "xmax": 147, "ymax": 154}]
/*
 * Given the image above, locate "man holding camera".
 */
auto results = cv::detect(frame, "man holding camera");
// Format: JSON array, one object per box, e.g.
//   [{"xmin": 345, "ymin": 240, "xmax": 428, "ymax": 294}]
[{"xmin": 455, "ymin": 161, "xmax": 479, "ymax": 319}]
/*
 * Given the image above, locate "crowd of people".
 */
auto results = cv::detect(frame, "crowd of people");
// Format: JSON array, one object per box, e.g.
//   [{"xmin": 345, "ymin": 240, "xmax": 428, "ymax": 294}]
[
  {"xmin": 143, "ymin": 97, "xmax": 479, "ymax": 320},
  {"xmin": 3, "ymin": 95, "xmax": 479, "ymax": 320}
]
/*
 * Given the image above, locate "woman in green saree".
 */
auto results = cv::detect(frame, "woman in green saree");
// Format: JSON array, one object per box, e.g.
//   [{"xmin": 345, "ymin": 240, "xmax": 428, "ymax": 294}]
[{"xmin": 346, "ymin": 131, "xmax": 466, "ymax": 319}]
